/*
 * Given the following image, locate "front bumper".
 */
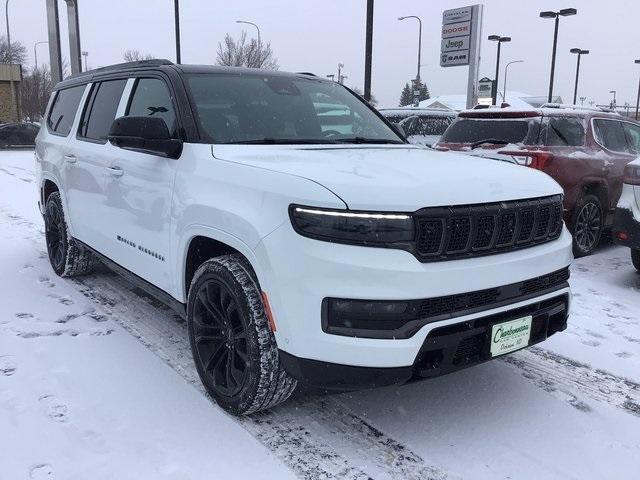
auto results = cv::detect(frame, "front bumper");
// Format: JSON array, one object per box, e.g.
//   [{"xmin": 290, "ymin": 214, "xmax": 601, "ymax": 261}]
[
  {"xmin": 256, "ymin": 221, "xmax": 573, "ymax": 369},
  {"xmin": 281, "ymin": 293, "xmax": 569, "ymax": 390}
]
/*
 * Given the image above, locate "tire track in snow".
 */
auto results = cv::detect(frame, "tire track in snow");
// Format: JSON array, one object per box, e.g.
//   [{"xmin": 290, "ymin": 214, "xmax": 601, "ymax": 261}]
[
  {"xmin": 503, "ymin": 347, "xmax": 640, "ymax": 417},
  {"xmin": 1, "ymin": 206, "xmax": 449, "ymax": 480}
]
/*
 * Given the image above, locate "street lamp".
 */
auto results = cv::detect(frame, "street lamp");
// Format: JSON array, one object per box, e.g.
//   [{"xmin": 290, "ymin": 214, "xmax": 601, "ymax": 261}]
[
  {"xmin": 34, "ymin": 41, "xmax": 48, "ymax": 70},
  {"xmin": 82, "ymin": 51, "xmax": 88, "ymax": 71},
  {"xmin": 326, "ymin": 74, "xmax": 335, "ymax": 81},
  {"xmin": 569, "ymin": 48, "xmax": 589, "ymax": 104},
  {"xmin": 398, "ymin": 16, "xmax": 423, "ymax": 83},
  {"xmin": 635, "ymin": 59, "xmax": 640, "ymax": 120},
  {"xmin": 503, "ymin": 59, "xmax": 524, "ymax": 103},
  {"xmin": 236, "ymin": 20, "xmax": 261, "ymax": 66},
  {"xmin": 540, "ymin": 8, "xmax": 577, "ymax": 103},
  {"xmin": 488, "ymin": 35, "xmax": 511, "ymax": 105}
]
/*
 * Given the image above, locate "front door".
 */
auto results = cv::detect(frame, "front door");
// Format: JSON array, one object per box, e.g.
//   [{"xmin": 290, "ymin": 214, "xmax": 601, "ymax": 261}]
[{"xmin": 101, "ymin": 76, "xmax": 180, "ymax": 293}]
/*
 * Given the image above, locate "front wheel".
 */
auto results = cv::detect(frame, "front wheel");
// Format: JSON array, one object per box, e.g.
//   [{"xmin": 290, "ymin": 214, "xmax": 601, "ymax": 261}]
[
  {"xmin": 187, "ymin": 255, "xmax": 297, "ymax": 415},
  {"xmin": 632, "ymin": 249, "xmax": 640, "ymax": 272},
  {"xmin": 571, "ymin": 194, "xmax": 603, "ymax": 257}
]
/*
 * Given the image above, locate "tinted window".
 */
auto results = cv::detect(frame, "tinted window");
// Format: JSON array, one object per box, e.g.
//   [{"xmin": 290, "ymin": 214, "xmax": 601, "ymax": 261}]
[
  {"xmin": 544, "ymin": 117, "xmax": 585, "ymax": 146},
  {"xmin": 47, "ymin": 85, "xmax": 86, "ymax": 135},
  {"xmin": 623, "ymin": 122, "xmax": 640, "ymax": 153},
  {"xmin": 186, "ymin": 74, "xmax": 402, "ymax": 144},
  {"xmin": 126, "ymin": 78, "xmax": 177, "ymax": 137},
  {"xmin": 440, "ymin": 118, "xmax": 539, "ymax": 144},
  {"xmin": 78, "ymin": 79, "xmax": 127, "ymax": 142},
  {"xmin": 593, "ymin": 119, "xmax": 629, "ymax": 152}
]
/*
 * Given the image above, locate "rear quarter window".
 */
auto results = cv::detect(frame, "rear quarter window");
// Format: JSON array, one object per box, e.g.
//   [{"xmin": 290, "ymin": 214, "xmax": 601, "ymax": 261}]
[{"xmin": 47, "ymin": 85, "xmax": 86, "ymax": 136}]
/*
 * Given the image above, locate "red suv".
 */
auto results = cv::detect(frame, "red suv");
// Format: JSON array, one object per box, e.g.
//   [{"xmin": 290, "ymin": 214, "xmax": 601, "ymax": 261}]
[{"xmin": 436, "ymin": 106, "xmax": 640, "ymax": 256}]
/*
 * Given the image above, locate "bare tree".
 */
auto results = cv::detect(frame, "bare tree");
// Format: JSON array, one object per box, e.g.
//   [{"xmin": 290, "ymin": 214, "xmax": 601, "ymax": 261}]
[
  {"xmin": 20, "ymin": 66, "xmax": 54, "ymax": 121},
  {"xmin": 0, "ymin": 35, "xmax": 27, "ymax": 64},
  {"xmin": 216, "ymin": 32, "xmax": 278, "ymax": 70},
  {"xmin": 123, "ymin": 49, "xmax": 155, "ymax": 62}
]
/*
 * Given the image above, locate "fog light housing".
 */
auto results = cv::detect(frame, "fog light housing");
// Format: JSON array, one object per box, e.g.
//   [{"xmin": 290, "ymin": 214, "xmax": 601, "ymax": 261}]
[{"xmin": 323, "ymin": 298, "xmax": 418, "ymax": 337}]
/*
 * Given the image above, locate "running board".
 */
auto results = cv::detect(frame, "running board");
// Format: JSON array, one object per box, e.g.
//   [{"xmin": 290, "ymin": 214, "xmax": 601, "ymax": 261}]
[{"xmin": 76, "ymin": 239, "xmax": 187, "ymax": 319}]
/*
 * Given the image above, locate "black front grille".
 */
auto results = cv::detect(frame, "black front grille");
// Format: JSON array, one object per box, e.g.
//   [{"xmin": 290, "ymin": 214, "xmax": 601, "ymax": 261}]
[{"xmin": 414, "ymin": 195, "xmax": 564, "ymax": 262}]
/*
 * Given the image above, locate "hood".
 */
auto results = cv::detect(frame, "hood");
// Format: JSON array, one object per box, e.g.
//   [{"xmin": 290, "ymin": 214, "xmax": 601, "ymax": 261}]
[{"xmin": 211, "ymin": 144, "xmax": 562, "ymax": 211}]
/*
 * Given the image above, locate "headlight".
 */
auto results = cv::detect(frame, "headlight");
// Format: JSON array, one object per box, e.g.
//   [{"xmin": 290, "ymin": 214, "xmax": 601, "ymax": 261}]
[{"xmin": 289, "ymin": 205, "xmax": 414, "ymax": 245}]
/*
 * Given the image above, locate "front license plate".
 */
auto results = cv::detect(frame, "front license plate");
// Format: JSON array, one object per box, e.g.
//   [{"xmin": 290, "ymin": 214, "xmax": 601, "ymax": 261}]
[{"xmin": 490, "ymin": 316, "xmax": 532, "ymax": 357}]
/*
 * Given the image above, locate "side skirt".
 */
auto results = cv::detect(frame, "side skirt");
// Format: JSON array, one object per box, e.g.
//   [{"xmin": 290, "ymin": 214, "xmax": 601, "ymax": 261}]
[{"xmin": 75, "ymin": 239, "xmax": 187, "ymax": 319}]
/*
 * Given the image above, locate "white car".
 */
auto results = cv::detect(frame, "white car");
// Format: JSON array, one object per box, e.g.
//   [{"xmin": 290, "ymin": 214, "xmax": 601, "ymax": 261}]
[
  {"xmin": 613, "ymin": 158, "xmax": 640, "ymax": 271},
  {"xmin": 36, "ymin": 60, "xmax": 573, "ymax": 414}
]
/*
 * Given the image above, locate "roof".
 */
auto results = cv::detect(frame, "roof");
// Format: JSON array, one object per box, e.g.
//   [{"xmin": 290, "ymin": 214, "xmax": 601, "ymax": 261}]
[
  {"xmin": 378, "ymin": 108, "xmax": 456, "ymax": 117},
  {"xmin": 458, "ymin": 106, "xmax": 629, "ymax": 120},
  {"xmin": 56, "ymin": 60, "xmax": 327, "ymax": 89}
]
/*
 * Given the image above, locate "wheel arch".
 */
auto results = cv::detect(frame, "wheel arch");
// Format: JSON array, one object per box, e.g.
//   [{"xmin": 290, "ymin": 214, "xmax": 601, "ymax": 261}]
[{"xmin": 576, "ymin": 178, "xmax": 609, "ymax": 213}]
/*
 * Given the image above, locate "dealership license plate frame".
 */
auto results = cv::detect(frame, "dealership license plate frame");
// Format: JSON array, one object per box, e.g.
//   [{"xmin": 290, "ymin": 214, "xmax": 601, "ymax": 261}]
[{"xmin": 490, "ymin": 315, "xmax": 533, "ymax": 358}]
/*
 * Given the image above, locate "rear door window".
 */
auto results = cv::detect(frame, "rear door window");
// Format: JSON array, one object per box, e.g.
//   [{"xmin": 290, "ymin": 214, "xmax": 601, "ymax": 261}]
[
  {"xmin": 543, "ymin": 117, "xmax": 585, "ymax": 146},
  {"xmin": 440, "ymin": 117, "xmax": 539, "ymax": 144},
  {"xmin": 622, "ymin": 122, "xmax": 640, "ymax": 153},
  {"xmin": 47, "ymin": 85, "xmax": 86, "ymax": 136},
  {"xmin": 126, "ymin": 78, "xmax": 177, "ymax": 137},
  {"xmin": 78, "ymin": 79, "xmax": 127, "ymax": 142},
  {"xmin": 593, "ymin": 119, "xmax": 629, "ymax": 153}
]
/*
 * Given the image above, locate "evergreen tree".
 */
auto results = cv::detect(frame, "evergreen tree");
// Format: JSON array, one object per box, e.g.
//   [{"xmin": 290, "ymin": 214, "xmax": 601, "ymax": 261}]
[{"xmin": 399, "ymin": 83, "xmax": 413, "ymax": 106}]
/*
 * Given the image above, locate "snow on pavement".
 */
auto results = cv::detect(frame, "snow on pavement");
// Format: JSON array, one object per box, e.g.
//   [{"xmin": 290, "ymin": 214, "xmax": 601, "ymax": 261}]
[{"xmin": 1, "ymin": 149, "xmax": 639, "ymax": 479}]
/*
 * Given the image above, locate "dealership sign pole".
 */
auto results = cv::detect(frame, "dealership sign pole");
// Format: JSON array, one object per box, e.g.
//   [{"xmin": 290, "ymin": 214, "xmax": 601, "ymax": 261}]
[{"xmin": 440, "ymin": 5, "xmax": 483, "ymax": 109}]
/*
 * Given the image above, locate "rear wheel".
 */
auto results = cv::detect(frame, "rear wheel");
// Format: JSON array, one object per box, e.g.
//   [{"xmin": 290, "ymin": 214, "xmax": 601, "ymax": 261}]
[
  {"xmin": 632, "ymin": 249, "xmax": 640, "ymax": 272},
  {"xmin": 187, "ymin": 254, "xmax": 296, "ymax": 414},
  {"xmin": 571, "ymin": 194, "xmax": 603, "ymax": 257},
  {"xmin": 44, "ymin": 191, "xmax": 97, "ymax": 277}
]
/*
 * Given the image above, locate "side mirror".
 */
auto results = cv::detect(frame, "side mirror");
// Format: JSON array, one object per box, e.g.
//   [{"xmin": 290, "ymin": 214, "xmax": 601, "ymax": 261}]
[{"xmin": 108, "ymin": 116, "xmax": 182, "ymax": 159}]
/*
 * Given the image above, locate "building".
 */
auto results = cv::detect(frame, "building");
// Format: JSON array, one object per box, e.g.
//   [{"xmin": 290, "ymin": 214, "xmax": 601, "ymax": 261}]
[
  {"xmin": 415, "ymin": 91, "xmax": 563, "ymax": 111},
  {"xmin": 0, "ymin": 64, "xmax": 22, "ymax": 123}
]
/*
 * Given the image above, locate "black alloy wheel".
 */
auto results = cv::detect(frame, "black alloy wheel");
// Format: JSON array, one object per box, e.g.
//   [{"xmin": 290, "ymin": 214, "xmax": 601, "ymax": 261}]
[
  {"xmin": 45, "ymin": 197, "xmax": 67, "ymax": 273},
  {"xmin": 573, "ymin": 195, "xmax": 603, "ymax": 257},
  {"xmin": 192, "ymin": 278, "xmax": 250, "ymax": 398}
]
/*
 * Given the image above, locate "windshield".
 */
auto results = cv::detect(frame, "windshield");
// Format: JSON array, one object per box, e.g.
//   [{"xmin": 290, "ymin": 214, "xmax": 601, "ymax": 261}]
[
  {"xmin": 186, "ymin": 73, "xmax": 403, "ymax": 144},
  {"xmin": 440, "ymin": 117, "xmax": 540, "ymax": 144}
]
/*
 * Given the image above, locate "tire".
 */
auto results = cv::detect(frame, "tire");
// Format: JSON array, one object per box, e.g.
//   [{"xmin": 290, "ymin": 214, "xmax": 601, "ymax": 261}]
[
  {"xmin": 44, "ymin": 191, "xmax": 98, "ymax": 277},
  {"xmin": 571, "ymin": 194, "xmax": 604, "ymax": 257},
  {"xmin": 187, "ymin": 254, "xmax": 297, "ymax": 415},
  {"xmin": 632, "ymin": 249, "xmax": 640, "ymax": 272}
]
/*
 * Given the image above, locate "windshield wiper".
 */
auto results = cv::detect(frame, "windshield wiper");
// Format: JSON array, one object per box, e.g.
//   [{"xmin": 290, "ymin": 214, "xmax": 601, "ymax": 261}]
[
  {"xmin": 334, "ymin": 137, "xmax": 404, "ymax": 144},
  {"xmin": 470, "ymin": 139, "xmax": 511, "ymax": 149},
  {"xmin": 224, "ymin": 138, "xmax": 339, "ymax": 145}
]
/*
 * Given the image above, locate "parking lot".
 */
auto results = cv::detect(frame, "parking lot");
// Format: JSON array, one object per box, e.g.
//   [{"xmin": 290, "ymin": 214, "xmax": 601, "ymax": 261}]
[{"xmin": 1, "ymin": 149, "xmax": 638, "ymax": 480}]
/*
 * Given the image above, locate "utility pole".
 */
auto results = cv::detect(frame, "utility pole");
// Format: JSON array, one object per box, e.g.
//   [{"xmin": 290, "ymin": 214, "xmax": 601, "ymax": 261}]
[
  {"xmin": 174, "ymin": 0, "xmax": 181, "ymax": 63},
  {"xmin": 5, "ymin": 0, "xmax": 17, "ymax": 121},
  {"xmin": 363, "ymin": 0, "xmax": 373, "ymax": 101}
]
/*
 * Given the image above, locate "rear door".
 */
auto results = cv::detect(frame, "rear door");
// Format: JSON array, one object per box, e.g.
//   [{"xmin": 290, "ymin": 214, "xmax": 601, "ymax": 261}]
[
  {"xmin": 100, "ymin": 76, "xmax": 180, "ymax": 293},
  {"xmin": 592, "ymin": 118, "xmax": 637, "ymax": 211},
  {"xmin": 64, "ymin": 78, "xmax": 128, "ymax": 251}
]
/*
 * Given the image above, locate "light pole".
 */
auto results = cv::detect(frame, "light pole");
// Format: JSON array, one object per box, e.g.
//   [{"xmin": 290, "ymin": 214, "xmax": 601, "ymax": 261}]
[
  {"xmin": 5, "ymin": 0, "xmax": 17, "ymax": 121},
  {"xmin": 570, "ymin": 48, "xmax": 589, "ymax": 104},
  {"xmin": 236, "ymin": 20, "xmax": 261, "ymax": 66},
  {"xmin": 503, "ymin": 59, "xmax": 523, "ymax": 103},
  {"xmin": 579, "ymin": 96, "xmax": 586, "ymax": 106},
  {"xmin": 337, "ymin": 63, "xmax": 345, "ymax": 84},
  {"xmin": 326, "ymin": 74, "xmax": 335, "ymax": 81},
  {"xmin": 540, "ymin": 8, "xmax": 577, "ymax": 103},
  {"xmin": 488, "ymin": 35, "xmax": 511, "ymax": 105},
  {"xmin": 82, "ymin": 51, "xmax": 88, "ymax": 71},
  {"xmin": 635, "ymin": 59, "xmax": 640, "ymax": 120},
  {"xmin": 34, "ymin": 41, "xmax": 48, "ymax": 70},
  {"xmin": 364, "ymin": 0, "xmax": 373, "ymax": 101},
  {"xmin": 398, "ymin": 15, "xmax": 422, "ymax": 83},
  {"xmin": 174, "ymin": 0, "xmax": 181, "ymax": 63}
]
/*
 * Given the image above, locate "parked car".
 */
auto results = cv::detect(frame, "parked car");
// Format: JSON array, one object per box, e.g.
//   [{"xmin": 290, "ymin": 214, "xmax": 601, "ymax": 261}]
[
  {"xmin": 612, "ymin": 158, "xmax": 640, "ymax": 271},
  {"xmin": 0, "ymin": 122, "xmax": 40, "ymax": 148},
  {"xmin": 36, "ymin": 60, "xmax": 573, "ymax": 414},
  {"xmin": 436, "ymin": 106, "xmax": 640, "ymax": 256},
  {"xmin": 379, "ymin": 108, "xmax": 456, "ymax": 146}
]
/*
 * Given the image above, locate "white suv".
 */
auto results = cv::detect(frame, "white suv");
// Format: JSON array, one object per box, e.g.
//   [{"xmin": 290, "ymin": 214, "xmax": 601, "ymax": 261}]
[{"xmin": 36, "ymin": 60, "xmax": 573, "ymax": 414}]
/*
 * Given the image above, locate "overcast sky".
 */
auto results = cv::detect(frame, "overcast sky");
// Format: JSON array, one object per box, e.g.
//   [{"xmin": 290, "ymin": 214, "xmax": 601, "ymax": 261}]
[{"xmin": 7, "ymin": 0, "xmax": 640, "ymax": 108}]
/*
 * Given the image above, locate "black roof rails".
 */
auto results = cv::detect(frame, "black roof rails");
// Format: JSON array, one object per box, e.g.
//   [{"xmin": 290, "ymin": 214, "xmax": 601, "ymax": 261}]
[{"xmin": 68, "ymin": 59, "xmax": 174, "ymax": 79}]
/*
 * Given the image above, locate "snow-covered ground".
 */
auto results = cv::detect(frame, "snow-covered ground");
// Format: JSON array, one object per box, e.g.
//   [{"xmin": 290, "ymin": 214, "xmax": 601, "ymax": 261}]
[{"xmin": 1, "ymin": 149, "xmax": 638, "ymax": 480}]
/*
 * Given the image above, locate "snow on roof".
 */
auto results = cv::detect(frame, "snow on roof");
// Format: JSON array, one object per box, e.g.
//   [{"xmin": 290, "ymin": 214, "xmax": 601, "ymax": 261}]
[{"xmin": 416, "ymin": 91, "xmax": 560, "ymax": 112}]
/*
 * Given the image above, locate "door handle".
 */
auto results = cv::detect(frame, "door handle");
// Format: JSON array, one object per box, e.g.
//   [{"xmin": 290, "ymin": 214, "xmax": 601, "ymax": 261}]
[
  {"xmin": 106, "ymin": 166, "xmax": 124, "ymax": 177},
  {"xmin": 64, "ymin": 154, "xmax": 77, "ymax": 164}
]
